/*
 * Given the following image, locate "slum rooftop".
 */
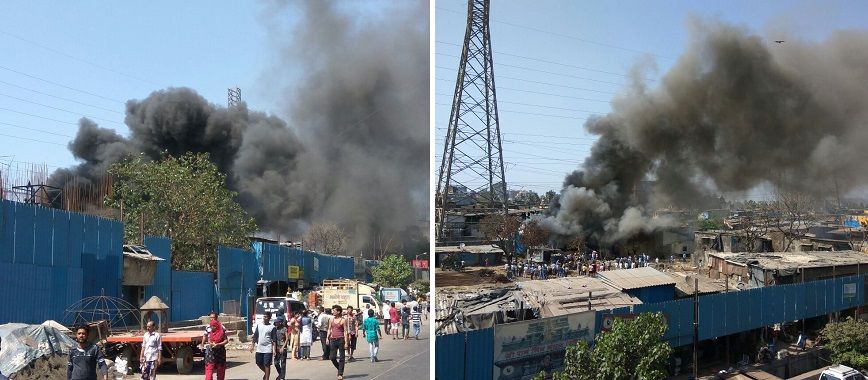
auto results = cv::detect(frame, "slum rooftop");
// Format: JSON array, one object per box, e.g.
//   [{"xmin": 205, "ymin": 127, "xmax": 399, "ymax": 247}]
[
  {"xmin": 435, "ymin": 244, "xmax": 504, "ymax": 254},
  {"xmin": 436, "ymin": 276, "xmax": 641, "ymax": 334},
  {"xmin": 597, "ymin": 266, "xmax": 676, "ymax": 290},
  {"xmin": 708, "ymin": 250, "xmax": 868, "ymax": 270}
]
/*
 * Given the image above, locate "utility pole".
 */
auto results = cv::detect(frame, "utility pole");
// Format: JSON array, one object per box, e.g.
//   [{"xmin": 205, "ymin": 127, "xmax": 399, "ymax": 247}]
[
  {"xmin": 436, "ymin": 0, "xmax": 508, "ymax": 240},
  {"xmin": 693, "ymin": 278, "xmax": 699, "ymax": 379}
]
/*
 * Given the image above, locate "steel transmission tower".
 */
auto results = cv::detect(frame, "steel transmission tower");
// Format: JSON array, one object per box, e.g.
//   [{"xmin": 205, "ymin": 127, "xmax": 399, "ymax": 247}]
[
  {"xmin": 436, "ymin": 0, "xmax": 507, "ymax": 239},
  {"xmin": 228, "ymin": 87, "xmax": 241, "ymax": 107}
]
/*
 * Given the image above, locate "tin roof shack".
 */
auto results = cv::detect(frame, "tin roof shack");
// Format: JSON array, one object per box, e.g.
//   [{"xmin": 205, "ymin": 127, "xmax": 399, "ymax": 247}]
[
  {"xmin": 435, "ymin": 277, "xmax": 641, "ymax": 334},
  {"xmin": 597, "ymin": 267, "xmax": 676, "ymax": 304},
  {"xmin": 707, "ymin": 251, "xmax": 868, "ymax": 288},
  {"xmin": 122, "ymin": 244, "xmax": 165, "ymax": 286},
  {"xmin": 435, "ymin": 244, "xmax": 504, "ymax": 267},
  {"xmin": 664, "ymin": 272, "xmax": 729, "ymax": 298}
]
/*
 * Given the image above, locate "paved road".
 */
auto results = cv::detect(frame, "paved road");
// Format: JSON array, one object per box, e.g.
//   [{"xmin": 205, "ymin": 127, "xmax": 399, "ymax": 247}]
[{"xmin": 144, "ymin": 320, "xmax": 430, "ymax": 380}]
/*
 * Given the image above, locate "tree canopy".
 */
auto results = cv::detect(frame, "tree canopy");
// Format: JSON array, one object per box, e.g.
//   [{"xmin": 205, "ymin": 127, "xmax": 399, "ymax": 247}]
[
  {"xmin": 536, "ymin": 312, "xmax": 672, "ymax": 380},
  {"xmin": 303, "ymin": 222, "xmax": 347, "ymax": 256},
  {"xmin": 106, "ymin": 153, "xmax": 257, "ymax": 271},
  {"xmin": 479, "ymin": 213, "xmax": 521, "ymax": 256},
  {"xmin": 820, "ymin": 317, "xmax": 868, "ymax": 370},
  {"xmin": 372, "ymin": 254, "xmax": 415, "ymax": 289}
]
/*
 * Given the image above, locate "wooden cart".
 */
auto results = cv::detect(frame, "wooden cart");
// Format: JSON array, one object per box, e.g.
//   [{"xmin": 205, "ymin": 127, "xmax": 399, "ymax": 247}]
[{"xmin": 106, "ymin": 331, "xmax": 205, "ymax": 374}]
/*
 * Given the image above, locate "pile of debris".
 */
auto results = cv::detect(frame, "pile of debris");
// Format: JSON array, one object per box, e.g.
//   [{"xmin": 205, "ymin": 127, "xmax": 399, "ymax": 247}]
[{"xmin": 0, "ymin": 323, "xmax": 76, "ymax": 379}]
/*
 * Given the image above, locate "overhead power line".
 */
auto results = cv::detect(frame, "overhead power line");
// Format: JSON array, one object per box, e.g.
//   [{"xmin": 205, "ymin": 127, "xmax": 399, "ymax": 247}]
[
  {"xmin": 435, "ymin": 6, "xmax": 676, "ymax": 61},
  {"xmin": 437, "ymin": 41, "xmax": 657, "ymax": 82},
  {"xmin": 0, "ymin": 93, "xmax": 124, "ymax": 126},
  {"xmin": 0, "ymin": 29, "xmax": 159, "ymax": 86},
  {"xmin": 0, "ymin": 64, "xmax": 126, "ymax": 104},
  {"xmin": 0, "ymin": 79, "xmax": 124, "ymax": 114},
  {"xmin": 0, "ymin": 132, "xmax": 66, "ymax": 146},
  {"xmin": 0, "ymin": 107, "xmax": 78, "ymax": 125},
  {"xmin": 0, "ymin": 121, "xmax": 74, "ymax": 138}
]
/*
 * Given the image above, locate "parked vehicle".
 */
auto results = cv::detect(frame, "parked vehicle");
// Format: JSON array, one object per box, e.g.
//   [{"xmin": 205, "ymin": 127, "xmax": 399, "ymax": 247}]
[
  {"xmin": 253, "ymin": 297, "xmax": 306, "ymax": 327},
  {"xmin": 320, "ymin": 279, "xmax": 382, "ymax": 314},
  {"xmin": 820, "ymin": 365, "xmax": 866, "ymax": 380}
]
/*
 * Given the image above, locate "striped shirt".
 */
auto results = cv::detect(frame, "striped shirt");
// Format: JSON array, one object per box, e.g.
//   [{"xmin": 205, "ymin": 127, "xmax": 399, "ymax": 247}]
[{"xmin": 411, "ymin": 311, "xmax": 422, "ymax": 324}]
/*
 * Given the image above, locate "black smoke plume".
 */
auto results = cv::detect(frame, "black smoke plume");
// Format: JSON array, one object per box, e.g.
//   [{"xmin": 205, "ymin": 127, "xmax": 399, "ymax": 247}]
[
  {"xmin": 51, "ymin": 1, "xmax": 429, "ymax": 254},
  {"xmin": 543, "ymin": 18, "xmax": 868, "ymax": 244}
]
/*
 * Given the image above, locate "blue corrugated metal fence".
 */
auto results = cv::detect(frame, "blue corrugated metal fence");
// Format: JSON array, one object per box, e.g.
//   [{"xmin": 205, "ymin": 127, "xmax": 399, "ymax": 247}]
[
  {"xmin": 0, "ymin": 200, "xmax": 121, "ymax": 324},
  {"xmin": 436, "ymin": 328, "xmax": 494, "ymax": 380}
]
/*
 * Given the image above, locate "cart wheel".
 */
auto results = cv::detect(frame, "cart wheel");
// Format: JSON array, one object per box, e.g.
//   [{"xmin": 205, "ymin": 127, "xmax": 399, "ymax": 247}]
[{"xmin": 176, "ymin": 346, "xmax": 194, "ymax": 374}]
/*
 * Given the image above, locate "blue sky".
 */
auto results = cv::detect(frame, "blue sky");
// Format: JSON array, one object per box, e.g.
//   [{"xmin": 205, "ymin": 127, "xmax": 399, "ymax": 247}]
[
  {"xmin": 0, "ymin": 1, "xmax": 400, "ymax": 176},
  {"xmin": 434, "ymin": 0, "xmax": 868, "ymax": 198}
]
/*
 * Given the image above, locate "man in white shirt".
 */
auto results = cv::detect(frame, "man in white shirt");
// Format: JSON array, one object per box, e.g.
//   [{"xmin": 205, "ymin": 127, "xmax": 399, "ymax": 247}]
[
  {"xmin": 317, "ymin": 307, "xmax": 333, "ymax": 360},
  {"xmin": 381, "ymin": 302, "xmax": 392, "ymax": 334},
  {"xmin": 140, "ymin": 321, "xmax": 162, "ymax": 380}
]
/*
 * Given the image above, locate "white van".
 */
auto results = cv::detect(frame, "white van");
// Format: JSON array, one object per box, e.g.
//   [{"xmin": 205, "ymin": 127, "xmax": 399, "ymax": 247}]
[
  {"xmin": 820, "ymin": 365, "xmax": 866, "ymax": 380},
  {"xmin": 253, "ymin": 297, "xmax": 307, "ymax": 327}
]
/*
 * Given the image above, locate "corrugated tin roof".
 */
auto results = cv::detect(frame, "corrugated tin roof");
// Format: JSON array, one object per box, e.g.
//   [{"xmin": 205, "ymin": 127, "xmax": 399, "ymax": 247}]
[
  {"xmin": 597, "ymin": 267, "xmax": 676, "ymax": 290},
  {"xmin": 435, "ymin": 245, "xmax": 504, "ymax": 254},
  {"xmin": 708, "ymin": 250, "xmax": 868, "ymax": 270},
  {"xmin": 665, "ymin": 272, "xmax": 730, "ymax": 296}
]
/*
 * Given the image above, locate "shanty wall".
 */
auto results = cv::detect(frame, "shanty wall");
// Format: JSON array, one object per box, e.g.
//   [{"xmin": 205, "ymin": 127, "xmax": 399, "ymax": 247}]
[
  {"xmin": 435, "ymin": 328, "xmax": 494, "ymax": 380},
  {"xmin": 439, "ymin": 274, "xmax": 868, "ymax": 377},
  {"xmin": 0, "ymin": 200, "xmax": 122, "ymax": 324}
]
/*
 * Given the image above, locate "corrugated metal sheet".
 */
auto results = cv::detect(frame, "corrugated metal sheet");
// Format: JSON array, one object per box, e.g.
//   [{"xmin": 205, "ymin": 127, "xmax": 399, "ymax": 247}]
[
  {"xmin": 597, "ymin": 267, "xmax": 676, "ymax": 290},
  {"xmin": 435, "ymin": 329, "xmax": 495, "ymax": 380},
  {"xmin": 435, "ymin": 332, "xmax": 467, "ymax": 380},
  {"xmin": 143, "ymin": 236, "xmax": 172, "ymax": 308},
  {"xmin": 171, "ymin": 271, "xmax": 214, "ymax": 321}
]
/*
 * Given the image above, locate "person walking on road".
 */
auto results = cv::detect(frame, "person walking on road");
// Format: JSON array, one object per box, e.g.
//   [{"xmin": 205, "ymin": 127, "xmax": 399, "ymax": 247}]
[
  {"xmin": 388, "ymin": 303, "xmax": 399, "ymax": 339},
  {"xmin": 67, "ymin": 325, "xmax": 108, "ymax": 380},
  {"xmin": 411, "ymin": 306, "xmax": 422, "ymax": 340},
  {"xmin": 345, "ymin": 306, "xmax": 359, "ymax": 361},
  {"xmin": 400, "ymin": 306, "xmax": 411, "ymax": 340},
  {"xmin": 204, "ymin": 317, "xmax": 228, "ymax": 380},
  {"xmin": 288, "ymin": 313, "xmax": 300, "ymax": 360},
  {"xmin": 327, "ymin": 305, "xmax": 350, "ymax": 380},
  {"xmin": 381, "ymin": 302, "xmax": 391, "ymax": 335},
  {"xmin": 299, "ymin": 311, "xmax": 313, "ymax": 360},
  {"xmin": 317, "ymin": 307, "xmax": 333, "ymax": 360},
  {"xmin": 362, "ymin": 309, "xmax": 382, "ymax": 362},
  {"xmin": 272, "ymin": 316, "xmax": 288, "ymax": 380},
  {"xmin": 140, "ymin": 321, "xmax": 162, "ymax": 380},
  {"xmin": 250, "ymin": 311, "xmax": 276, "ymax": 380}
]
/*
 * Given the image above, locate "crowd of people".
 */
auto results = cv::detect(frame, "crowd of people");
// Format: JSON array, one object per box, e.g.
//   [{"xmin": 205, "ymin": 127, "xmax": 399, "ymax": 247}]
[
  {"xmin": 62, "ymin": 296, "xmax": 428, "ymax": 380},
  {"xmin": 496, "ymin": 249, "xmax": 692, "ymax": 282}
]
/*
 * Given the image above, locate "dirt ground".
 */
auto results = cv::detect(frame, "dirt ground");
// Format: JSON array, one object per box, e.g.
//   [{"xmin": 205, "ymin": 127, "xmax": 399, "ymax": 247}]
[{"xmin": 435, "ymin": 266, "xmax": 514, "ymax": 287}]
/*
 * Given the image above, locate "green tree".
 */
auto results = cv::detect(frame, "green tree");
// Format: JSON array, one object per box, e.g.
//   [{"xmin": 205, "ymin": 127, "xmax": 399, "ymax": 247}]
[
  {"xmin": 410, "ymin": 280, "xmax": 429, "ymax": 295},
  {"xmin": 542, "ymin": 190, "xmax": 558, "ymax": 205},
  {"xmin": 535, "ymin": 312, "xmax": 672, "ymax": 380},
  {"xmin": 372, "ymin": 254, "xmax": 414, "ymax": 288},
  {"xmin": 106, "ymin": 153, "xmax": 257, "ymax": 271},
  {"xmin": 514, "ymin": 190, "xmax": 541, "ymax": 206},
  {"xmin": 820, "ymin": 317, "xmax": 868, "ymax": 370},
  {"xmin": 699, "ymin": 218, "xmax": 723, "ymax": 230}
]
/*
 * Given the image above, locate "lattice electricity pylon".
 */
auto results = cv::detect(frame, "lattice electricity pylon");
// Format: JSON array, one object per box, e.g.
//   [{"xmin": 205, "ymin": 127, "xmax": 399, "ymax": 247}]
[
  {"xmin": 436, "ymin": 0, "xmax": 507, "ymax": 239},
  {"xmin": 228, "ymin": 87, "xmax": 241, "ymax": 107}
]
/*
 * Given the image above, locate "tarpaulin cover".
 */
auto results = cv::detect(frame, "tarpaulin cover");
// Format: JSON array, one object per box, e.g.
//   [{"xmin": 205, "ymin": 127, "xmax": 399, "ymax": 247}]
[{"xmin": 0, "ymin": 324, "xmax": 77, "ymax": 376}]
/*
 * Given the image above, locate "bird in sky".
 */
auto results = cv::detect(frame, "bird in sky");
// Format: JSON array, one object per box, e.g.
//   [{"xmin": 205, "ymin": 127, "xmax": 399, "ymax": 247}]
[{"xmin": 774, "ymin": 40, "xmax": 785, "ymax": 43}]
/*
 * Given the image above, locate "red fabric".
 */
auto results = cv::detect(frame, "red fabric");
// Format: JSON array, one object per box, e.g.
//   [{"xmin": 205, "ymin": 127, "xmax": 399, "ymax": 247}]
[
  {"xmin": 209, "ymin": 320, "xmax": 225, "ymax": 343},
  {"xmin": 389, "ymin": 308, "xmax": 398, "ymax": 321},
  {"xmin": 205, "ymin": 363, "xmax": 226, "ymax": 380}
]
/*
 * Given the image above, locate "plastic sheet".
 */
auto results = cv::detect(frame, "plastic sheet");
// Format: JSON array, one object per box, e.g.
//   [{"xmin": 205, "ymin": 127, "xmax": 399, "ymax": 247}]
[{"xmin": 0, "ymin": 324, "xmax": 77, "ymax": 376}]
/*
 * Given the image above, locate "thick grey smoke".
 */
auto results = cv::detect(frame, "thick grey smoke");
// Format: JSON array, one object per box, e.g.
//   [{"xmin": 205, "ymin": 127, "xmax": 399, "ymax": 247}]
[
  {"xmin": 545, "ymin": 18, "xmax": 868, "ymax": 244},
  {"xmin": 51, "ymin": 1, "xmax": 429, "ymax": 254}
]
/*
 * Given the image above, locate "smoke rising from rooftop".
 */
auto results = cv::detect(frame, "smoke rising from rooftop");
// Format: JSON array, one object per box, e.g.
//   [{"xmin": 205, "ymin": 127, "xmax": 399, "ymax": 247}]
[
  {"xmin": 50, "ymin": 1, "xmax": 429, "ymax": 254},
  {"xmin": 544, "ymin": 18, "xmax": 868, "ymax": 244}
]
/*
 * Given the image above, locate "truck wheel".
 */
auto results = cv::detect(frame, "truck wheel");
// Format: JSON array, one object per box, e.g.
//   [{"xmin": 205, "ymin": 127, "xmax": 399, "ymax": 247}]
[{"xmin": 176, "ymin": 346, "xmax": 194, "ymax": 374}]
